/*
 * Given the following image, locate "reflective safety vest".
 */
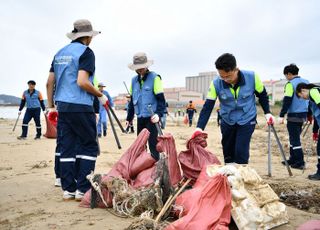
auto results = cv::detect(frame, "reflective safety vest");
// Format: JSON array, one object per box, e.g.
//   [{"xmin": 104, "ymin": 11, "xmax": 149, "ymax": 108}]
[
  {"xmin": 287, "ymin": 77, "xmax": 309, "ymax": 114},
  {"xmin": 53, "ymin": 42, "xmax": 94, "ymax": 106},
  {"xmin": 131, "ymin": 72, "xmax": 158, "ymax": 118},
  {"xmin": 24, "ymin": 90, "xmax": 40, "ymax": 108},
  {"xmin": 214, "ymin": 70, "xmax": 256, "ymax": 125},
  {"xmin": 310, "ymin": 88, "xmax": 320, "ymax": 125}
]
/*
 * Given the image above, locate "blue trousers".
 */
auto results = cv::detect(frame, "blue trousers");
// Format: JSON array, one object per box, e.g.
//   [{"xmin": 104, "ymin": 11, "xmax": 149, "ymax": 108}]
[
  {"xmin": 21, "ymin": 108, "xmax": 41, "ymax": 137},
  {"xmin": 287, "ymin": 121, "xmax": 304, "ymax": 166},
  {"xmin": 220, "ymin": 119, "xmax": 256, "ymax": 164},
  {"xmin": 58, "ymin": 112, "xmax": 99, "ymax": 193}
]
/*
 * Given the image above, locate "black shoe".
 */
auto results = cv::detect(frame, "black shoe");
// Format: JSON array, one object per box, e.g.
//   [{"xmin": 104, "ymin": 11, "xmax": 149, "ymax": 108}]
[
  {"xmin": 103, "ymin": 130, "xmax": 107, "ymax": 136},
  {"xmin": 34, "ymin": 136, "xmax": 41, "ymax": 140},
  {"xmin": 291, "ymin": 163, "xmax": 305, "ymax": 170},
  {"xmin": 308, "ymin": 172, "xmax": 320, "ymax": 180},
  {"xmin": 98, "ymin": 134, "xmax": 101, "ymax": 138},
  {"xmin": 17, "ymin": 136, "xmax": 26, "ymax": 140}
]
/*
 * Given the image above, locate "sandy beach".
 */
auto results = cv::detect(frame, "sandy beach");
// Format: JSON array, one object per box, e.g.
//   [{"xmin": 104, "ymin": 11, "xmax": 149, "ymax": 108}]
[{"xmin": 0, "ymin": 111, "xmax": 319, "ymax": 230}]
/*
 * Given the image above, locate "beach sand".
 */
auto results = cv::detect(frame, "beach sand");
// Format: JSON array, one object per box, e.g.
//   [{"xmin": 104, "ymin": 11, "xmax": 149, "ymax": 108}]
[{"xmin": 0, "ymin": 113, "xmax": 319, "ymax": 229}]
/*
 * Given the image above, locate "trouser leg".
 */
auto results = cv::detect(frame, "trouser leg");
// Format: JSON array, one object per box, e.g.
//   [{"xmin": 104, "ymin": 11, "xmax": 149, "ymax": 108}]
[
  {"xmin": 72, "ymin": 113, "xmax": 98, "ymax": 193},
  {"xmin": 146, "ymin": 120, "xmax": 159, "ymax": 161},
  {"xmin": 220, "ymin": 120, "xmax": 237, "ymax": 164},
  {"xmin": 34, "ymin": 108, "xmax": 41, "ymax": 137},
  {"xmin": 55, "ymin": 121, "xmax": 61, "ymax": 179},
  {"xmin": 22, "ymin": 109, "xmax": 32, "ymax": 137},
  {"xmin": 137, "ymin": 118, "xmax": 159, "ymax": 161},
  {"xmin": 59, "ymin": 113, "xmax": 77, "ymax": 192},
  {"xmin": 234, "ymin": 120, "xmax": 256, "ymax": 164},
  {"xmin": 287, "ymin": 121, "xmax": 304, "ymax": 166},
  {"xmin": 317, "ymin": 131, "xmax": 320, "ymax": 173},
  {"xmin": 97, "ymin": 116, "xmax": 102, "ymax": 135}
]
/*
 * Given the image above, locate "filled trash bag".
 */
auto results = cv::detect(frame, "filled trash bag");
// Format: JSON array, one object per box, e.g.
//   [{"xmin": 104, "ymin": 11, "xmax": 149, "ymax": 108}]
[
  {"xmin": 166, "ymin": 173, "xmax": 231, "ymax": 230},
  {"xmin": 43, "ymin": 111, "xmax": 58, "ymax": 138},
  {"xmin": 80, "ymin": 129, "xmax": 156, "ymax": 208},
  {"xmin": 156, "ymin": 133, "xmax": 182, "ymax": 186},
  {"xmin": 178, "ymin": 133, "xmax": 221, "ymax": 185}
]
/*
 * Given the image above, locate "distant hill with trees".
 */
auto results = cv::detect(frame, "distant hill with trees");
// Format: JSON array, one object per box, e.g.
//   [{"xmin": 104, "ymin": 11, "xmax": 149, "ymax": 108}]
[{"xmin": 0, "ymin": 94, "xmax": 21, "ymax": 105}]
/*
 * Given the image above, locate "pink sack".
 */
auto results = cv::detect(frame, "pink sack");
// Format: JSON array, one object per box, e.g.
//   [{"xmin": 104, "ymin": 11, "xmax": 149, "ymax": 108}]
[
  {"xmin": 166, "ymin": 174, "xmax": 231, "ymax": 230},
  {"xmin": 178, "ymin": 133, "xmax": 221, "ymax": 185},
  {"xmin": 80, "ymin": 129, "xmax": 156, "ymax": 208},
  {"xmin": 156, "ymin": 133, "xmax": 182, "ymax": 186}
]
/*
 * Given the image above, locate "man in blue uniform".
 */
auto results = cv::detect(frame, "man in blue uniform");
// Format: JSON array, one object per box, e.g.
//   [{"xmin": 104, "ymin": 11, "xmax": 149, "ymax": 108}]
[
  {"xmin": 278, "ymin": 64, "xmax": 310, "ymax": 170},
  {"xmin": 126, "ymin": 52, "xmax": 166, "ymax": 161},
  {"xmin": 18, "ymin": 80, "xmax": 46, "ymax": 140},
  {"xmin": 46, "ymin": 19, "xmax": 108, "ymax": 201},
  {"xmin": 97, "ymin": 82, "xmax": 113, "ymax": 137},
  {"xmin": 192, "ymin": 53, "xmax": 274, "ymax": 164}
]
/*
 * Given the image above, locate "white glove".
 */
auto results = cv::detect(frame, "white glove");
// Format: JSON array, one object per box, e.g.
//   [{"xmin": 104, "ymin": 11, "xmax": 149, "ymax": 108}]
[
  {"xmin": 278, "ymin": 117, "xmax": 285, "ymax": 124},
  {"xmin": 151, "ymin": 114, "xmax": 160, "ymax": 123},
  {"xmin": 98, "ymin": 95, "xmax": 108, "ymax": 107},
  {"xmin": 265, "ymin": 113, "xmax": 275, "ymax": 125},
  {"xmin": 191, "ymin": 127, "xmax": 203, "ymax": 139},
  {"xmin": 18, "ymin": 111, "xmax": 21, "ymax": 115}
]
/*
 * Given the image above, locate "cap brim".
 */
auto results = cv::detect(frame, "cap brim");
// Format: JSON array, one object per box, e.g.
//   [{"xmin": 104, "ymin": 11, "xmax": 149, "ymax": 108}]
[
  {"xmin": 128, "ymin": 60, "xmax": 154, "ymax": 71},
  {"xmin": 66, "ymin": 30, "xmax": 101, "ymax": 40}
]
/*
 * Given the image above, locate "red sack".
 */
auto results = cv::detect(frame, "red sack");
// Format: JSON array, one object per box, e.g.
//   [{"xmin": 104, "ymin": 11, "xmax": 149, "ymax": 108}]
[
  {"xmin": 80, "ymin": 129, "xmax": 156, "ymax": 208},
  {"xmin": 178, "ymin": 133, "xmax": 220, "ymax": 185},
  {"xmin": 156, "ymin": 133, "xmax": 182, "ymax": 186},
  {"xmin": 183, "ymin": 115, "xmax": 188, "ymax": 125},
  {"xmin": 166, "ymin": 174, "xmax": 231, "ymax": 230},
  {"xmin": 43, "ymin": 112, "xmax": 58, "ymax": 138}
]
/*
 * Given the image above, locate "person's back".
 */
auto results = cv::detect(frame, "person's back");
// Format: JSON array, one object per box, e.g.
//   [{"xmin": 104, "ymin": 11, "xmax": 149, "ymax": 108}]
[{"xmin": 46, "ymin": 19, "xmax": 109, "ymax": 201}]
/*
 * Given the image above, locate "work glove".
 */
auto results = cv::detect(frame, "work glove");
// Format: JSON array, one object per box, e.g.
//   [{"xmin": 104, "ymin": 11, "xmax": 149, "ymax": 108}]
[
  {"xmin": 313, "ymin": 132, "xmax": 319, "ymax": 142},
  {"xmin": 18, "ymin": 111, "xmax": 21, "ymax": 115},
  {"xmin": 191, "ymin": 127, "xmax": 203, "ymax": 139},
  {"xmin": 265, "ymin": 113, "xmax": 275, "ymax": 125},
  {"xmin": 98, "ymin": 95, "xmax": 109, "ymax": 109},
  {"xmin": 307, "ymin": 115, "xmax": 313, "ymax": 124},
  {"xmin": 151, "ymin": 114, "xmax": 160, "ymax": 123},
  {"xmin": 277, "ymin": 117, "xmax": 285, "ymax": 124}
]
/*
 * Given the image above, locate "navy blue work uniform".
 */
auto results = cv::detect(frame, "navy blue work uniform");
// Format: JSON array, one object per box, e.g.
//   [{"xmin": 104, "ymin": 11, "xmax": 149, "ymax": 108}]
[
  {"xmin": 197, "ymin": 70, "xmax": 271, "ymax": 164},
  {"xmin": 279, "ymin": 77, "xmax": 309, "ymax": 168},
  {"xmin": 19, "ymin": 90, "xmax": 46, "ymax": 138},
  {"xmin": 186, "ymin": 104, "xmax": 197, "ymax": 127},
  {"xmin": 50, "ymin": 40, "xmax": 99, "ymax": 193}
]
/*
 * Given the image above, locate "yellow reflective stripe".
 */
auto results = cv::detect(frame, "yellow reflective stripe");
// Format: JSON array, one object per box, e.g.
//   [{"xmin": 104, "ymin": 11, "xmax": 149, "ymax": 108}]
[
  {"xmin": 254, "ymin": 73, "xmax": 264, "ymax": 93},
  {"xmin": 206, "ymin": 82, "xmax": 217, "ymax": 100},
  {"xmin": 310, "ymin": 88, "xmax": 320, "ymax": 104},
  {"xmin": 229, "ymin": 87, "xmax": 235, "ymax": 97},
  {"xmin": 154, "ymin": 76, "xmax": 164, "ymax": 95},
  {"xmin": 93, "ymin": 75, "xmax": 99, "ymax": 89},
  {"xmin": 284, "ymin": 82, "xmax": 294, "ymax": 97}
]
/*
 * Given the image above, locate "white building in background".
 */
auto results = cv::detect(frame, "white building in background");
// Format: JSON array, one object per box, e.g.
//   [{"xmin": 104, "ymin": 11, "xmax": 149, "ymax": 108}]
[
  {"xmin": 164, "ymin": 87, "xmax": 203, "ymax": 102},
  {"xmin": 263, "ymin": 79, "xmax": 287, "ymax": 105},
  {"xmin": 186, "ymin": 71, "xmax": 218, "ymax": 99}
]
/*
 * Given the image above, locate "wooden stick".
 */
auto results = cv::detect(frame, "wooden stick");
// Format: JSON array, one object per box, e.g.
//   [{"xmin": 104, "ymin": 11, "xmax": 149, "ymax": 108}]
[{"xmin": 155, "ymin": 178, "xmax": 191, "ymax": 223}]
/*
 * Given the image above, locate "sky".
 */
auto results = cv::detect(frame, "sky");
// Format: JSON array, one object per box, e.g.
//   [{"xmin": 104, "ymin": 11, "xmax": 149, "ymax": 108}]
[{"xmin": 0, "ymin": 0, "xmax": 319, "ymax": 98}]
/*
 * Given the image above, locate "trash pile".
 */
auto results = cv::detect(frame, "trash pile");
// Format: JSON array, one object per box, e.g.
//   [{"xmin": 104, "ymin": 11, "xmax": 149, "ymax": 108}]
[{"xmin": 80, "ymin": 129, "xmax": 289, "ymax": 230}]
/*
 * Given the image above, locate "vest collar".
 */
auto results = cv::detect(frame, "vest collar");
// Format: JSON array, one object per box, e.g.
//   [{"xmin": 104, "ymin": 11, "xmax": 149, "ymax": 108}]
[{"xmin": 222, "ymin": 70, "xmax": 245, "ymax": 88}]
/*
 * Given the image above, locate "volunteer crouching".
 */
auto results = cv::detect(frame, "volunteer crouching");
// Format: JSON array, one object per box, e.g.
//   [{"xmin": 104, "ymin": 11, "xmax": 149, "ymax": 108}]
[
  {"xmin": 193, "ymin": 53, "xmax": 274, "ymax": 164},
  {"xmin": 296, "ymin": 83, "xmax": 320, "ymax": 180},
  {"xmin": 46, "ymin": 19, "xmax": 108, "ymax": 201}
]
